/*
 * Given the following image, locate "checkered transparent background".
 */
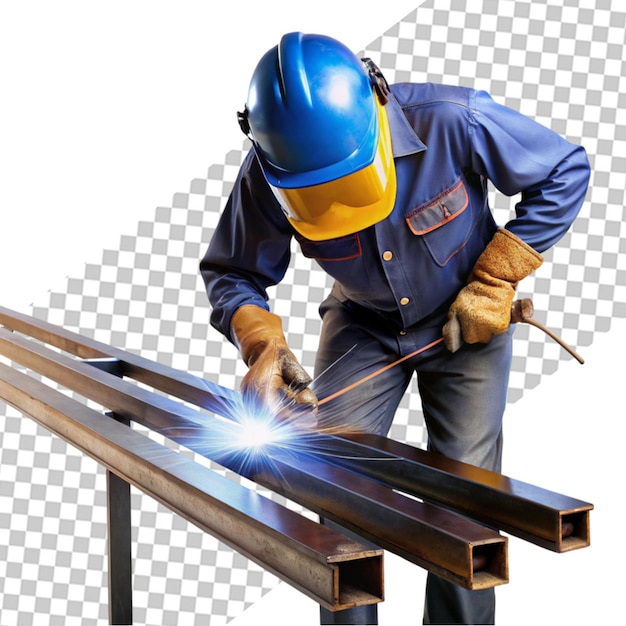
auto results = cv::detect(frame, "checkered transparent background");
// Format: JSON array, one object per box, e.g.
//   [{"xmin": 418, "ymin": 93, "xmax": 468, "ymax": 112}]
[{"xmin": 1, "ymin": 0, "xmax": 625, "ymax": 624}]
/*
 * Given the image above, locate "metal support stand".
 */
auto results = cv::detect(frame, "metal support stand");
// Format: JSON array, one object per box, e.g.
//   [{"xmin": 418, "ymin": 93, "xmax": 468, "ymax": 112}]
[
  {"xmin": 107, "ymin": 461, "xmax": 133, "ymax": 625},
  {"xmin": 88, "ymin": 359, "xmax": 134, "ymax": 625}
]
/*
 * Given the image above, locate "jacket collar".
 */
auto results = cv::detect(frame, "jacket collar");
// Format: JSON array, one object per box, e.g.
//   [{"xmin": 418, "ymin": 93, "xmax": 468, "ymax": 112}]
[{"xmin": 385, "ymin": 89, "xmax": 427, "ymax": 158}]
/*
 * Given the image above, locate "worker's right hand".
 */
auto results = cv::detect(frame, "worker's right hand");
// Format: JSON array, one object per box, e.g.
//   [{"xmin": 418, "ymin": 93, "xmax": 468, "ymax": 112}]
[
  {"xmin": 231, "ymin": 305, "xmax": 318, "ymax": 424},
  {"xmin": 443, "ymin": 229, "xmax": 543, "ymax": 351}
]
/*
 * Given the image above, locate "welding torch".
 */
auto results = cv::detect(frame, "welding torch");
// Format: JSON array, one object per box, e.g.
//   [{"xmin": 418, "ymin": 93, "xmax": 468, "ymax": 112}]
[{"xmin": 318, "ymin": 298, "xmax": 583, "ymax": 408}]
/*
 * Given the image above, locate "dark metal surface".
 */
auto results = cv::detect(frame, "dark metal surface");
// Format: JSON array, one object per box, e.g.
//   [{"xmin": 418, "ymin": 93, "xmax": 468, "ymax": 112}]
[
  {"xmin": 0, "ymin": 362, "xmax": 384, "ymax": 612},
  {"xmin": 91, "ymin": 361, "xmax": 134, "ymax": 624},
  {"xmin": 0, "ymin": 311, "xmax": 507, "ymax": 590},
  {"xmin": 251, "ymin": 450, "xmax": 508, "ymax": 590},
  {"xmin": 107, "ymin": 467, "xmax": 133, "ymax": 625},
  {"xmin": 323, "ymin": 433, "xmax": 592, "ymax": 553}
]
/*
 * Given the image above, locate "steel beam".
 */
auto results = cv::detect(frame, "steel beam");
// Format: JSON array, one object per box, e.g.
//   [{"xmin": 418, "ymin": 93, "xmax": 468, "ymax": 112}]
[
  {"xmin": 0, "ymin": 362, "xmax": 383, "ymax": 612},
  {"xmin": 329, "ymin": 433, "xmax": 592, "ymax": 553},
  {"xmin": 0, "ymin": 319, "xmax": 507, "ymax": 590},
  {"xmin": 0, "ymin": 307, "xmax": 593, "ymax": 553}
]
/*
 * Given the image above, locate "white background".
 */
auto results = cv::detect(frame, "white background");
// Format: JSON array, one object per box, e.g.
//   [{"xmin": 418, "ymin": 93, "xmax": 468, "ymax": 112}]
[{"xmin": 1, "ymin": 1, "xmax": 623, "ymax": 624}]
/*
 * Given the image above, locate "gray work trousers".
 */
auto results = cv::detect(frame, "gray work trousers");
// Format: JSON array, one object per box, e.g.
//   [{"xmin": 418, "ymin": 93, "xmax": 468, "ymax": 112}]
[{"xmin": 314, "ymin": 294, "xmax": 512, "ymax": 625}]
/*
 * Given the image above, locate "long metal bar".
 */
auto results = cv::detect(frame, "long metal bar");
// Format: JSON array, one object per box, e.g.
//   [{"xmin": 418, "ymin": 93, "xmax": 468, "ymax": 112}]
[
  {"xmin": 0, "ymin": 362, "xmax": 384, "ymax": 612},
  {"xmin": 330, "ymin": 433, "xmax": 592, "ymax": 553},
  {"xmin": 0, "ymin": 307, "xmax": 593, "ymax": 552},
  {"xmin": 244, "ymin": 441, "xmax": 508, "ymax": 590},
  {"xmin": 0, "ymin": 324, "xmax": 507, "ymax": 590},
  {"xmin": 0, "ymin": 306, "xmax": 241, "ymax": 419}
]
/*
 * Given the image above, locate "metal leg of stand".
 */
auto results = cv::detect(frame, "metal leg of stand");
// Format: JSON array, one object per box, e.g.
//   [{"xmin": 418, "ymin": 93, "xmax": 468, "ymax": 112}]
[
  {"xmin": 106, "ymin": 410, "xmax": 133, "ymax": 625},
  {"xmin": 82, "ymin": 361, "xmax": 133, "ymax": 624}
]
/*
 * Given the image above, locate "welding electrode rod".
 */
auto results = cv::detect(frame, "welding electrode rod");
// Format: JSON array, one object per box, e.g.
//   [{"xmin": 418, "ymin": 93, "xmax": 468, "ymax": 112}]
[
  {"xmin": 320, "ymin": 299, "xmax": 584, "ymax": 406},
  {"xmin": 317, "ymin": 337, "xmax": 445, "ymax": 406}
]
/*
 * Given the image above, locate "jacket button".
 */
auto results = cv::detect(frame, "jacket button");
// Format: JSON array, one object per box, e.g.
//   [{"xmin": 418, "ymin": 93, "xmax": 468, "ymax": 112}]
[
  {"xmin": 382, "ymin": 250, "xmax": 393, "ymax": 261},
  {"xmin": 400, "ymin": 297, "xmax": 410, "ymax": 306}
]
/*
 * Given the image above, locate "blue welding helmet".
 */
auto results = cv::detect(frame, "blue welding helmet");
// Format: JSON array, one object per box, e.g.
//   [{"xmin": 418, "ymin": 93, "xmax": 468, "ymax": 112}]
[{"xmin": 238, "ymin": 32, "xmax": 396, "ymax": 241}]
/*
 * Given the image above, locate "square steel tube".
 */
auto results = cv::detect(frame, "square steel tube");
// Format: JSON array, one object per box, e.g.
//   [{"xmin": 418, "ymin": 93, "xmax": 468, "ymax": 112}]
[
  {"xmin": 0, "ymin": 362, "xmax": 383, "ymax": 612},
  {"xmin": 332, "ymin": 433, "xmax": 592, "ymax": 553}
]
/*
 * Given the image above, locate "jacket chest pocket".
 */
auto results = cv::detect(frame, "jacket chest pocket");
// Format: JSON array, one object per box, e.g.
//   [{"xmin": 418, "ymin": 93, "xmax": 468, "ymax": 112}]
[{"xmin": 405, "ymin": 178, "xmax": 475, "ymax": 266}]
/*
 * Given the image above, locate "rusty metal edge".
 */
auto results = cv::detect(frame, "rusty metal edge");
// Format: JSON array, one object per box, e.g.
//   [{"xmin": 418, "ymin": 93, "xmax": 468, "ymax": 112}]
[
  {"xmin": 0, "ymin": 320, "xmax": 508, "ymax": 590},
  {"xmin": 0, "ymin": 362, "xmax": 384, "ymax": 612}
]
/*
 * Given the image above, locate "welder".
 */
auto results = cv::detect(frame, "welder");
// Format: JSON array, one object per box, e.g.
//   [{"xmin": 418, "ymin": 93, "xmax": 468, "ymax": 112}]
[{"xmin": 200, "ymin": 32, "xmax": 590, "ymax": 625}]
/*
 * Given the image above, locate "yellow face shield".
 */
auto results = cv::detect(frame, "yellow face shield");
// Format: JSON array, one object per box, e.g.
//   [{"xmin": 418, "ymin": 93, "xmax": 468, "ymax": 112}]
[{"xmin": 270, "ymin": 100, "xmax": 396, "ymax": 241}]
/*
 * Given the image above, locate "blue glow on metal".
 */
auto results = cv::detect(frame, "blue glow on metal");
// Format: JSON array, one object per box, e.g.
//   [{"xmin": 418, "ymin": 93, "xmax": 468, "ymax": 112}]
[{"xmin": 158, "ymin": 370, "xmax": 398, "ymax": 483}]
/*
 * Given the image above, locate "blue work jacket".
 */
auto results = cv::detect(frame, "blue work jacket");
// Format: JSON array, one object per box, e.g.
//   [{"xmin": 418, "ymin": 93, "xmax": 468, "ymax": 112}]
[{"xmin": 201, "ymin": 83, "xmax": 590, "ymax": 341}]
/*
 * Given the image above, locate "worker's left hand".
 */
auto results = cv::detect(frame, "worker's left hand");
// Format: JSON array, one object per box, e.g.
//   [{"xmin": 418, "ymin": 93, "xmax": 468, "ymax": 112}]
[{"xmin": 444, "ymin": 229, "xmax": 543, "ymax": 350}]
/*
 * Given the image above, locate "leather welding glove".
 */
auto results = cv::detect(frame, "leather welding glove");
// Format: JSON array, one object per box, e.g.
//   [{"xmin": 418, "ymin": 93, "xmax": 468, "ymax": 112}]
[
  {"xmin": 231, "ymin": 305, "xmax": 318, "ymax": 422},
  {"xmin": 444, "ymin": 228, "xmax": 543, "ymax": 351}
]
